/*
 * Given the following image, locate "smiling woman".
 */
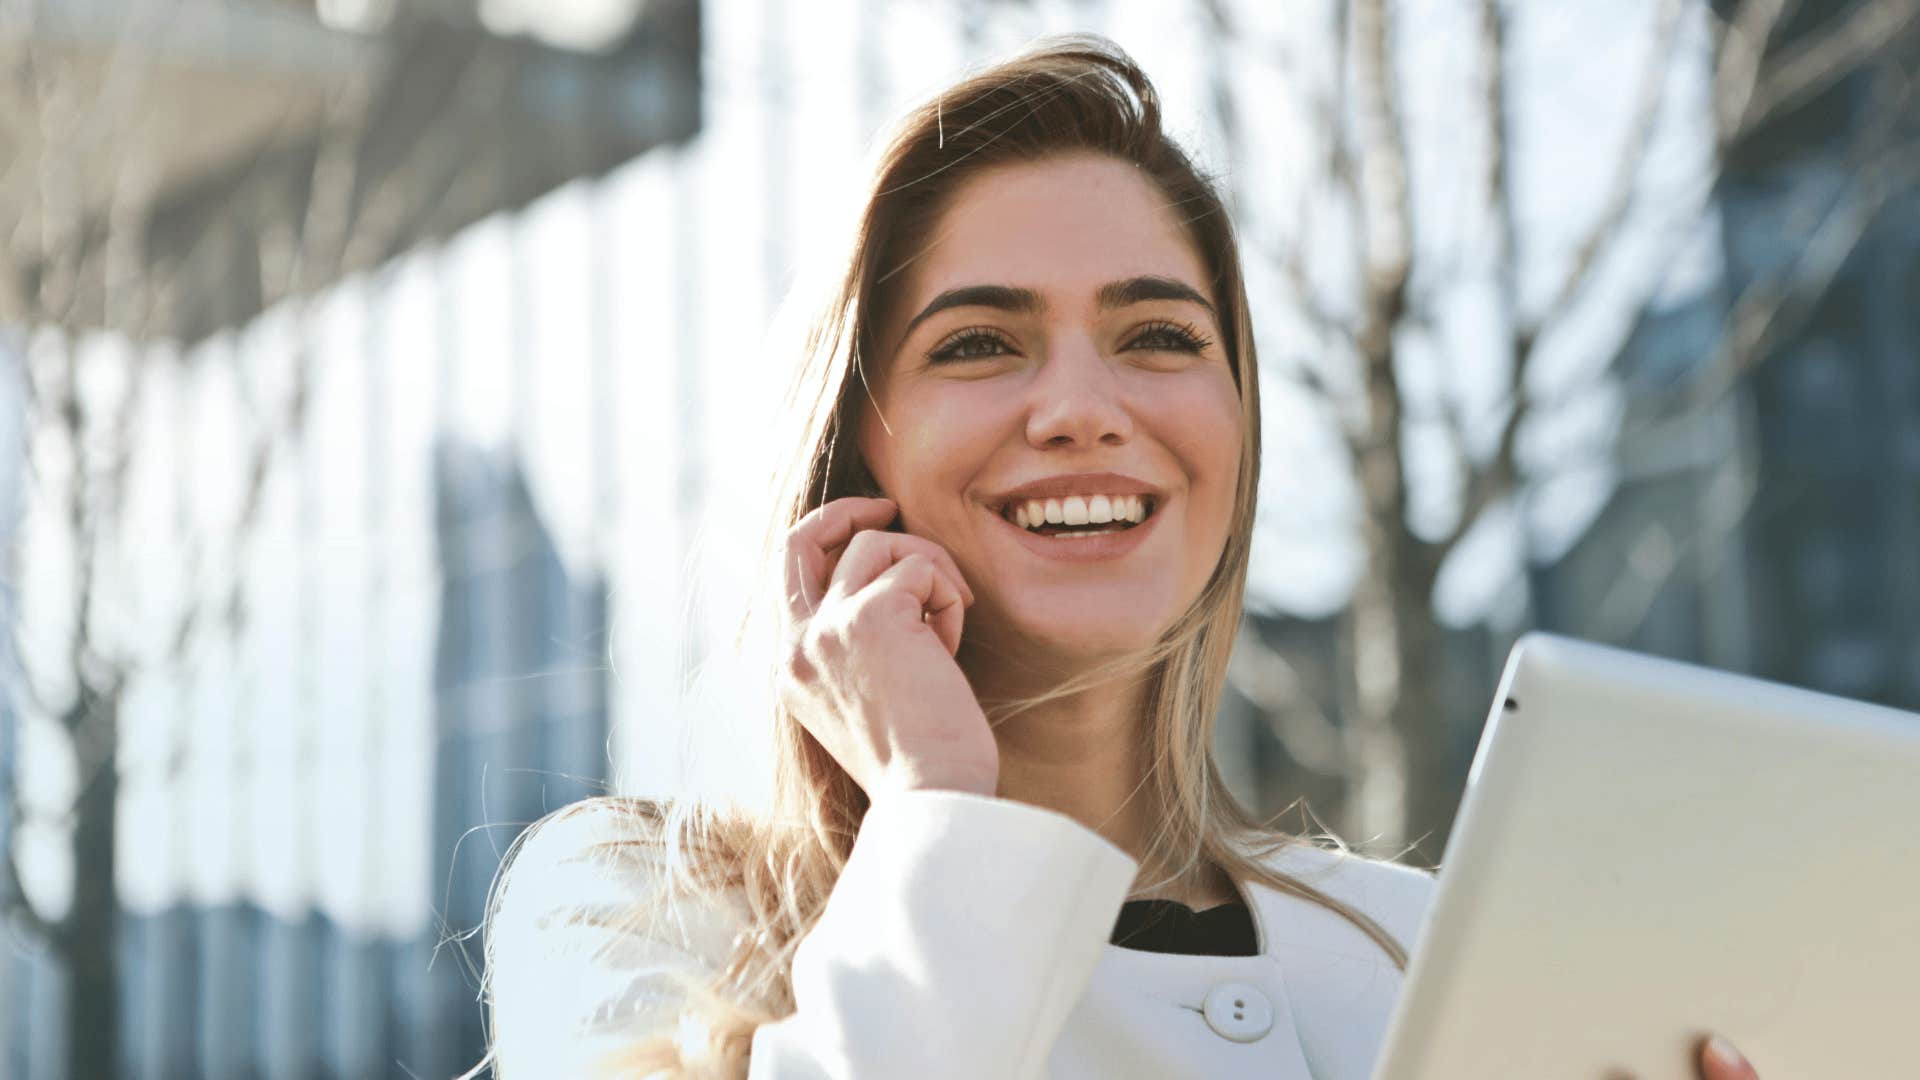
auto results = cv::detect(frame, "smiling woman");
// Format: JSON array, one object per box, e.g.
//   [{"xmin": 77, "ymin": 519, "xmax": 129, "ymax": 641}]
[
  {"xmin": 476, "ymin": 29, "xmax": 1767, "ymax": 1080},
  {"xmin": 474, "ymin": 33, "xmax": 1434, "ymax": 1080}
]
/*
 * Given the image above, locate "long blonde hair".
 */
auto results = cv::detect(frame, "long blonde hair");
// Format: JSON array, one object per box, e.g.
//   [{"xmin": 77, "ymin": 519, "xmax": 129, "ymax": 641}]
[{"xmin": 480, "ymin": 33, "xmax": 1412, "ymax": 1079}]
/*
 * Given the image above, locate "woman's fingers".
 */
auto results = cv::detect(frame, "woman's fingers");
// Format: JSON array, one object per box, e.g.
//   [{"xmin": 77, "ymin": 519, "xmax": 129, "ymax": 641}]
[
  {"xmin": 824, "ymin": 528, "xmax": 974, "ymax": 611},
  {"xmin": 1697, "ymin": 1035, "xmax": 1758, "ymax": 1080},
  {"xmin": 784, "ymin": 497, "xmax": 900, "ymax": 622},
  {"xmin": 1605, "ymin": 1033, "xmax": 1759, "ymax": 1080},
  {"xmin": 781, "ymin": 494, "xmax": 975, "ymax": 662},
  {"xmin": 864, "ymin": 553, "xmax": 966, "ymax": 656}
]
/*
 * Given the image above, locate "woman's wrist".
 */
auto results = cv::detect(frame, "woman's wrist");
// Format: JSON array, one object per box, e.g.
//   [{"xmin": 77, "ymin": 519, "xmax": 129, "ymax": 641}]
[{"xmin": 876, "ymin": 761, "xmax": 1000, "ymax": 798}]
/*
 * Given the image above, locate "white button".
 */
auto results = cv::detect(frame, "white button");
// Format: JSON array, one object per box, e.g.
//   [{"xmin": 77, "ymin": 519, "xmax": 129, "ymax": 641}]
[{"xmin": 1201, "ymin": 981, "xmax": 1272, "ymax": 1043}]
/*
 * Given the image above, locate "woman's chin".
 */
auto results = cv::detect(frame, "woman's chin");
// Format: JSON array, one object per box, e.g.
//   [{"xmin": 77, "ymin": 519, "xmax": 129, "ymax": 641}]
[{"xmin": 990, "ymin": 603, "xmax": 1170, "ymax": 664}]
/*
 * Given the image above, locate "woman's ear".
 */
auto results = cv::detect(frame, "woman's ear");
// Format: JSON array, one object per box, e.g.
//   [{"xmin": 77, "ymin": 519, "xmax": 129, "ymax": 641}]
[
  {"xmin": 846, "ymin": 455, "xmax": 887, "ymax": 501},
  {"xmin": 844, "ymin": 457, "xmax": 906, "ymax": 532}
]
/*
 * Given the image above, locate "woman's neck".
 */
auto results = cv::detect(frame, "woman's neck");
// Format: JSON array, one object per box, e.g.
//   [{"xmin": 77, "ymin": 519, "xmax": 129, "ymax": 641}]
[
  {"xmin": 966, "ymin": 659, "xmax": 1225, "ymax": 905},
  {"xmin": 989, "ymin": 680, "xmax": 1154, "ymax": 851}
]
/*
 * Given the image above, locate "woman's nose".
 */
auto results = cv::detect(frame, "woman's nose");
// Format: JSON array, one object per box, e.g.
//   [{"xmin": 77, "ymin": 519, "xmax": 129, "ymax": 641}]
[{"xmin": 1023, "ymin": 338, "xmax": 1133, "ymax": 449}]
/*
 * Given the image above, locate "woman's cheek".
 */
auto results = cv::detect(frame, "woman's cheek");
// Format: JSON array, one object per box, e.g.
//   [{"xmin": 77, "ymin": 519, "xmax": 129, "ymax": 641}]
[
  {"xmin": 1148, "ymin": 374, "xmax": 1243, "ymax": 570},
  {"xmin": 892, "ymin": 384, "xmax": 1004, "ymax": 528},
  {"xmin": 1146, "ymin": 374, "xmax": 1243, "ymax": 478}
]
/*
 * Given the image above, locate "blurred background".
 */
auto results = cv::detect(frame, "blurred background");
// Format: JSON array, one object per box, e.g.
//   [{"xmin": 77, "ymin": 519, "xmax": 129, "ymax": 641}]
[{"xmin": 1, "ymin": 0, "xmax": 1915, "ymax": 1076}]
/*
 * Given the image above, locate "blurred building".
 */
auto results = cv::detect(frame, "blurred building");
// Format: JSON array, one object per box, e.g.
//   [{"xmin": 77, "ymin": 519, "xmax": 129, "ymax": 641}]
[
  {"xmin": 1536, "ymin": 2, "xmax": 1920, "ymax": 712},
  {"xmin": 6, "ymin": 441, "xmax": 609, "ymax": 1080},
  {"xmin": 3, "ymin": 0, "xmax": 692, "ymax": 1077},
  {"xmin": 427, "ymin": 440, "xmax": 610, "ymax": 1080}
]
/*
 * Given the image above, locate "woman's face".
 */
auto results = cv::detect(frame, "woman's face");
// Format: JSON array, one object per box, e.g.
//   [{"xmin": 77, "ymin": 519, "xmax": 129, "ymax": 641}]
[{"xmin": 858, "ymin": 152, "xmax": 1244, "ymax": 665}]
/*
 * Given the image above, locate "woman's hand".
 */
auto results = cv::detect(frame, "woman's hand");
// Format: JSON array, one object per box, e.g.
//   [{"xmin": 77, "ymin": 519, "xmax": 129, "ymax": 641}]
[
  {"xmin": 778, "ymin": 496, "xmax": 999, "ymax": 800},
  {"xmin": 1610, "ymin": 1034, "xmax": 1758, "ymax": 1080},
  {"xmin": 1695, "ymin": 1035, "xmax": 1758, "ymax": 1080}
]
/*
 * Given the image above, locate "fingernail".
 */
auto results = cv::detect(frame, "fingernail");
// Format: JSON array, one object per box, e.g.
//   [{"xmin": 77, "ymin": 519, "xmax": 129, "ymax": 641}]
[{"xmin": 1705, "ymin": 1035, "xmax": 1746, "ymax": 1070}]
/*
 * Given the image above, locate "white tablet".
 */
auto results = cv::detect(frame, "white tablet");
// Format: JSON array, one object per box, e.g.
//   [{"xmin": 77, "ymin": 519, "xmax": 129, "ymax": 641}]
[{"xmin": 1373, "ymin": 633, "xmax": 1920, "ymax": 1080}]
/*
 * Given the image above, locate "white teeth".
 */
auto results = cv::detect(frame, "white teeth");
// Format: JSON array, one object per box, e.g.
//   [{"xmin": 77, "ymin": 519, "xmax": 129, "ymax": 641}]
[{"xmin": 1005, "ymin": 493, "xmax": 1154, "ymax": 532}]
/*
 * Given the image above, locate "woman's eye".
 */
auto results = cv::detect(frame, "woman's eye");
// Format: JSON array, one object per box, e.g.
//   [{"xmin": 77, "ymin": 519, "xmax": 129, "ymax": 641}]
[
  {"xmin": 1129, "ymin": 320, "xmax": 1213, "ymax": 354},
  {"xmin": 926, "ymin": 328, "xmax": 1012, "ymax": 363}
]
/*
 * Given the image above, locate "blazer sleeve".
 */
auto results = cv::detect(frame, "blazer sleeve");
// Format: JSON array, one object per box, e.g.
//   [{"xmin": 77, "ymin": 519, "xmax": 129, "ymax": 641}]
[
  {"xmin": 748, "ymin": 789, "xmax": 1140, "ymax": 1079},
  {"xmin": 488, "ymin": 791, "xmax": 1140, "ymax": 1080}
]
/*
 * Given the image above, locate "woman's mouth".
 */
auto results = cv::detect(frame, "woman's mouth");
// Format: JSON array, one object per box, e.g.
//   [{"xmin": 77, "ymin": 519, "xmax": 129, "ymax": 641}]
[{"xmin": 998, "ymin": 493, "xmax": 1157, "ymax": 538}]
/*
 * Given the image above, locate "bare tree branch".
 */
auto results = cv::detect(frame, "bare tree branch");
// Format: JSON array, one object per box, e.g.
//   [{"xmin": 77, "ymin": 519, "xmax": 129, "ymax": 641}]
[
  {"xmin": 196, "ymin": 74, "xmax": 380, "ymax": 656},
  {"xmin": 1448, "ymin": 0, "xmax": 1913, "ymax": 555},
  {"xmin": 1732, "ymin": 0, "xmax": 1920, "ymax": 140},
  {"xmin": 1647, "ymin": 57, "xmax": 1918, "ymax": 428},
  {"xmin": 1459, "ymin": 142, "xmax": 1894, "ymax": 548},
  {"xmin": 1479, "ymin": 0, "xmax": 1518, "ymax": 318},
  {"xmin": 1447, "ymin": 407, "xmax": 1523, "ymax": 553},
  {"xmin": 1583, "ymin": 461, "xmax": 1761, "ymax": 644},
  {"xmin": 1277, "ymin": 8, "xmax": 1370, "ymax": 438},
  {"xmin": 54, "ymin": 356, "xmax": 100, "ymax": 724},
  {"xmin": 66, "ymin": 676, "xmax": 125, "ymax": 810},
  {"xmin": 1320, "ymin": 1, "xmax": 1358, "ymax": 228},
  {"xmin": 1196, "ymin": 0, "xmax": 1357, "ymax": 422},
  {"xmin": 1, "ymin": 820, "xmax": 62, "ymax": 948},
  {"xmin": 1218, "ymin": 0, "xmax": 1914, "ymax": 856},
  {"xmin": 1527, "ymin": 0, "xmax": 1687, "ymax": 342},
  {"xmin": 27, "ymin": 56, "xmax": 82, "ymax": 328},
  {"xmin": 1712, "ymin": 0, "xmax": 1797, "ymax": 139},
  {"xmin": 1199, "ymin": 3, "xmax": 1365, "ymax": 446},
  {"xmin": 1435, "ymin": 0, "xmax": 1522, "ymax": 555},
  {"xmin": 1227, "ymin": 623, "xmax": 1344, "ymax": 776},
  {"xmin": 1519, "ymin": 101, "xmax": 1913, "ymax": 461},
  {"xmin": 1270, "ymin": 235, "xmax": 1353, "ymax": 345},
  {"xmin": 1678, "ymin": 156, "xmax": 1915, "ymax": 414},
  {"xmin": 1351, "ymin": 0, "xmax": 1413, "ymax": 319},
  {"xmin": 1348, "ymin": 0, "xmax": 1416, "ymax": 541}
]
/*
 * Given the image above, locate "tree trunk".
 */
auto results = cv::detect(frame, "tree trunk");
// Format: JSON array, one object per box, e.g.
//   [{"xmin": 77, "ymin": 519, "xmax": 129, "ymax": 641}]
[
  {"xmin": 1339, "ymin": 560, "xmax": 1409, "ymax": 854},
  {"xmin": 1342, "ymin": 494, "xmax": 1459, "ymax": 865},
  {"xmin": 63, "ymin": 687, "xmax": 118, "ymax": 1080},
  {"xmin": 1390, "ymin": 545, "xmax": 1462, "ymax": 867}
]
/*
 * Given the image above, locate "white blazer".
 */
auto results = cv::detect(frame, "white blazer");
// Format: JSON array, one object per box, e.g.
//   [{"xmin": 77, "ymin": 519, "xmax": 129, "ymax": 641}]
[{"xmin": 490, "ymin": 789, "xmax": 1437, "ymax": 1079}]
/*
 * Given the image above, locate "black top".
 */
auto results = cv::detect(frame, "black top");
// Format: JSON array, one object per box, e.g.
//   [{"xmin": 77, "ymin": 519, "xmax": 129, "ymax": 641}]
[{"xmin": 1109, "ymin": 897, "xmax": 1258, "ymax": 957}]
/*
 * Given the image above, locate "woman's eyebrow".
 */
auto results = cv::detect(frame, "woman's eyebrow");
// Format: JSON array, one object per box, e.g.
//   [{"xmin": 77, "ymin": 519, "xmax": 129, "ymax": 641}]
[{"xmin": 896, "ymin": 275, "xmax": 1215, "ymax": 345}]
